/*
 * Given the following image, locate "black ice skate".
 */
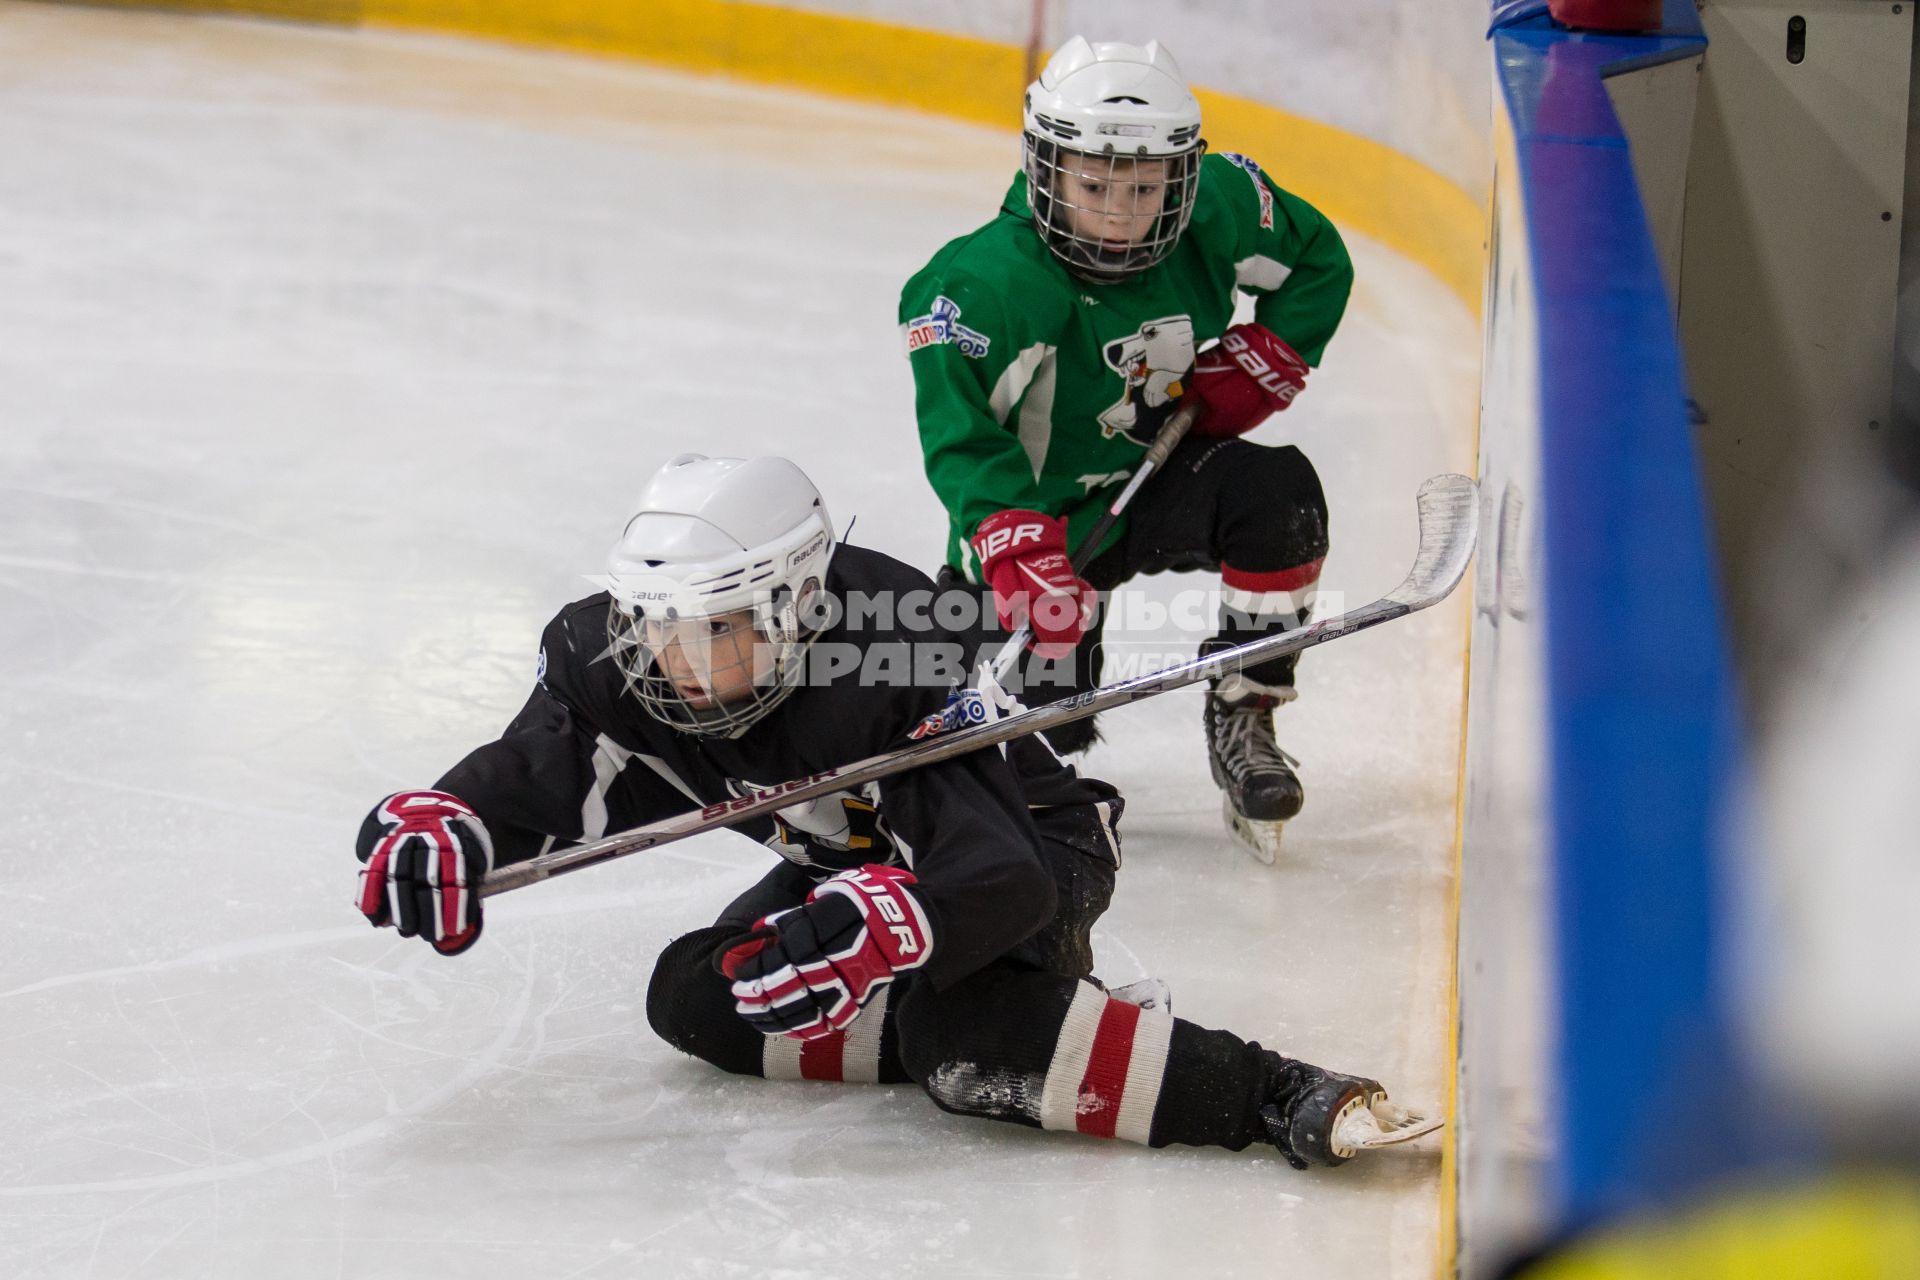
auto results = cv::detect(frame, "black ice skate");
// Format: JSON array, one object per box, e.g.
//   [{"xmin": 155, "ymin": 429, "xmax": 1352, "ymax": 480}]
[
  {"xmin": 1204, "ymin": 676, "xmax": 1303, "ymax": 865},
  {"xmin": 1256, "ymin": 1053, "xmax": 1442, "ymax": 1169}
]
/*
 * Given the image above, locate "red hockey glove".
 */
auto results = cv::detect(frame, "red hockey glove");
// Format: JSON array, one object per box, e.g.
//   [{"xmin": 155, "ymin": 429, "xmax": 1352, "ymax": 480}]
[
  {"xmin": 718, "ymin": 864, "xmax": 934, "ymax": 1041},
  {"xmin": 1188, "ymin": 323, "xmax": 1310, "ymax": 438},
  {"xmin": 355, "ymin": 790, "xmax": 494, "ymax": 956},
  {"xmin": 971, "ymin": 509, "xmax": 1095, "ymax": 659}
]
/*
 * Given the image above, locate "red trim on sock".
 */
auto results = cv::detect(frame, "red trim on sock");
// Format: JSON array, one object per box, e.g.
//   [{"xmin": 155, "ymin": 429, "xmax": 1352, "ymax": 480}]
[
  {"xmin": 1221, "ymin": 557, "xmax": 1324, "ymax": 593},
  {"xmin": 1077, "ymin": 999, "xmax": 1142, "ymax": 1138},
  {"xmin": 798, "ymin": 1030, "xmax": 846, "ymax": 1081}
]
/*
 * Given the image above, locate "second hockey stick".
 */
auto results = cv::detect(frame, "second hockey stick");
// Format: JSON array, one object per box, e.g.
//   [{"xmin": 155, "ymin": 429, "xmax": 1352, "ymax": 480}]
[{"xmin": 479, "ymin": 473, "xmax": 1476, "ymax": 899}]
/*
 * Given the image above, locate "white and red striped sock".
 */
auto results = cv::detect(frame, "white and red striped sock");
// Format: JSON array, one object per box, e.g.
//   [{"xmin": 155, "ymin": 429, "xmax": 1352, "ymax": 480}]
[
  {"xmin": 762, "ymin": 986, "xmax": 893, "ymax": 1084},
  {"xmin": 1036, "ymin": 981, "xmax": 1175, "ymax": 1144}
]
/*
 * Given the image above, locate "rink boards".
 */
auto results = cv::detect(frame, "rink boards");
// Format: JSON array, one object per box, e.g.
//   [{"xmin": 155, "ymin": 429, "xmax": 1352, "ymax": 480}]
[
  {"xmin": 1, "ymin": 1, "xmax": 1753, "ymax": 1276},
  {"xmin": 1459, "ymin": 3, "xmax": 1746, "ymax": 1273}
]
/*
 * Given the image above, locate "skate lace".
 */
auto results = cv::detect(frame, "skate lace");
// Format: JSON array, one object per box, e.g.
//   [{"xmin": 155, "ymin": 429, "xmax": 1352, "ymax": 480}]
[
  {"xmin": 1257, "ymin": 1055, "xmax": 1318, "ymax": 1168},
  {"xmin": 1218, "ymin": 703, "xmax": 1301, "ymax": 778}
]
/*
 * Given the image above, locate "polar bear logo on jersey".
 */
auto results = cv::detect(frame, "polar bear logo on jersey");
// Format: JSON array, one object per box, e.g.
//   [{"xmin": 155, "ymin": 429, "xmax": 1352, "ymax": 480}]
[
  {"xmin": 1098, "ymin": 315, "xmax": 1196, "ymax": 445},
  {"xmin": 730, "ymin": 778, "xmax": 897, "ymax": 872}
]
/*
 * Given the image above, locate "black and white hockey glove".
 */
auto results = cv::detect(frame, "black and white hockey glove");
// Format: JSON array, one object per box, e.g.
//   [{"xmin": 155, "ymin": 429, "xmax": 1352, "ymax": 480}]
[
  {"xmin": 355, "ymin": 790, "xmax": 494, "ymax": 956},
  {"xmin": 716, "ymin": 864, "xmax": 934, "ymax": 1041}
]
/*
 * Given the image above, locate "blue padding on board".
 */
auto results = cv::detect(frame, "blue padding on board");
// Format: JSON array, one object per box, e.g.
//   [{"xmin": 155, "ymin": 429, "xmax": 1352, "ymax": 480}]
[
  {"xmin": 1492, "ymin": 15, "xmax": 1760, "ymax": 1228},
  {"xmin": 1489, "ymin": 0, "xmax": 1553, "ymax": 33}
]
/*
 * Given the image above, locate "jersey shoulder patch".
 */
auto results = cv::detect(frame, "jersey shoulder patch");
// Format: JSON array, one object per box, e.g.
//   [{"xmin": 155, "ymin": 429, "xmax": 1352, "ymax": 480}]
[
  {"xmin": 904, "ymin": 294, "xmax": 991, "ymax": 359},
  {"xmin": 1217, "ymin": 152, "xmax": 1276, "ymax": 231}
]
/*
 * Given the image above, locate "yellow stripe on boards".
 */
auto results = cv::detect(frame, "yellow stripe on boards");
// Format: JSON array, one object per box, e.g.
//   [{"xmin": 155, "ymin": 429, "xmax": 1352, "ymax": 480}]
[
  {"xmin": 69, "ymin": 0, "xmax": 1488, "ymax": 312},
  {"xmin": 1196, "ymin": 88, "xmax": 1488, "ymax": 314},
  {"xmin": 364, "ymin": 0, "xmax": 1030, "ymax": 133},
  {"xmin": 60, "ymin": 0, "xmax": 363, "ymax": 20}
]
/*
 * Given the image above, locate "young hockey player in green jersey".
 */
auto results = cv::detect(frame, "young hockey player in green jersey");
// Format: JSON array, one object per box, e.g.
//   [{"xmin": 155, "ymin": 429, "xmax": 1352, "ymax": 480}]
[{"xmin": 900, "ymin": 36, "xmax": 1353, "ymax": 859}]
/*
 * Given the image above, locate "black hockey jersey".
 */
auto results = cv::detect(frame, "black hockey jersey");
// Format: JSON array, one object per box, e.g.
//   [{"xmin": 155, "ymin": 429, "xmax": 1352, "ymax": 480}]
[{"xmin": 436, "ymin": 544, "xmax": 1117, "ymax": 988}]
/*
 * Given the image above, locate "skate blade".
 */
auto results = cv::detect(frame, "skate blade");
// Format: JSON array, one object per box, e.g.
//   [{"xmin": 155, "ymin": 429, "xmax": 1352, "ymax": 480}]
[
  {"xmin": 1333, "ymin": 1097, "xmax": 1446, "ymax": 1154},
  {"xmin": 1222, "ymin": 795, "xmax": 1284, "ymax": 866}
]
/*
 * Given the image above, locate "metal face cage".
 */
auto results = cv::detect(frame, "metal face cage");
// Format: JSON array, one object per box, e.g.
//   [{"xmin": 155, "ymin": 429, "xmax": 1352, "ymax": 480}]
[
  {"xmin": 1022, "ymin": 137, "xmax": 1205, "ymax": 284},
  {"xmin": 604, "ymin": 587, "xmax": 820, "ymax": 738}
]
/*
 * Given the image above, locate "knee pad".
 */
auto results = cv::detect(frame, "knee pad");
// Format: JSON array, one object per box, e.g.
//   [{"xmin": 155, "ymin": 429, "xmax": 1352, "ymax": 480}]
[
  {"xmin": 645, "ymin": 926, "xmax": 767, "ymax": 1077},
  {"xmin": 1224, "ymin": 444, "xmax": 1328, "ymax": 567},
  {"xmin": 893, "ymin": 969, "xmax": 1036, "ymax": 1101}
]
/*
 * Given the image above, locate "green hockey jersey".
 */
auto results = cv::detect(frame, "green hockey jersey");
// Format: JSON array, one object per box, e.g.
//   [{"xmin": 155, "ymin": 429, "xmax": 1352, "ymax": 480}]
[{"xmin": 900, "ymin": 151, "xmax": 1352, "ymax": 580}]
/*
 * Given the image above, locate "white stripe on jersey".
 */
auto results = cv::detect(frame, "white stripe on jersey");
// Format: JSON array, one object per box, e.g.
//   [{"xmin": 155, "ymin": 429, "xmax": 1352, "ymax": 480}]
[
  {"xmin": 1094, "ymin": 798, "xmax": 1122, "ymax": 868},
  {"xmin": 988, "ymin": 342, "xmax": 1057, "ymax": 426},
  {"xmin": 634, "ymin": 751, "xmax": 703, "ymax": 806},
  {"xmin": 581, "ymin": 735, "xmax": 635, "ymax": 841},
  {"xmin": 1233, "ymin": 254, "xmax": 1293, "ymax": 292}
]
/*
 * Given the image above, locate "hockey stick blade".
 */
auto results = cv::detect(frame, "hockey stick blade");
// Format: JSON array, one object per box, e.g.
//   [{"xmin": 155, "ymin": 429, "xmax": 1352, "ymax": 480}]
[{"xmin": 480, "ymin": 474, "xmax": 1477, "ymax": 898}]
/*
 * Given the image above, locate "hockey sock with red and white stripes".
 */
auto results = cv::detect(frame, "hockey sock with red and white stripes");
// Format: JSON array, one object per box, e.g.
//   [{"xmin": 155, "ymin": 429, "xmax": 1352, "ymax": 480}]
[
  {"xmin": 1221, "ymin": 558, "xmax": 1321, "ymax": 628},
  {"xmin": 907, "ymin": 971, "xmax": 1278, "ymax": 1150},
  {"xmin": 1214, "ymin": 558, "xmax": 1322, "ymax": 692},
  {"xmin": 1034, "ymin": 980, "xmax": 1285, "ymax": 1148},
  {"xmin": 644, "ymin": 926, "xmax": 910, "ymax": 1084}
]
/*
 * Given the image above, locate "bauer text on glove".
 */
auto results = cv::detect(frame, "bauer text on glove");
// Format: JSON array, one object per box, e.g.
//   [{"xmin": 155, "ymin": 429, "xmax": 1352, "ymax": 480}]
[
  {"xmin": 971, "ymin": 509, "xmax": 1096, "ymax": 658},
  {"xmin": 717, "ymin": 864, "xmax": 934, "ymax": 1041},
  {"xmin": 1188, "ymin": 323, "xmax": 1310, "ymax": 438}
]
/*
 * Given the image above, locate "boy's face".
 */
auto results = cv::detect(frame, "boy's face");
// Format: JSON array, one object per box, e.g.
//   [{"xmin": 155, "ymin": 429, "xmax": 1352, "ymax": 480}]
[
  {"xmin": 648, "ymin": 609, "xmax": 770, "ymax": 708},
  {"xmin": 1051, "ymin": 153, "xmax": 1173, "ymax": 251}
]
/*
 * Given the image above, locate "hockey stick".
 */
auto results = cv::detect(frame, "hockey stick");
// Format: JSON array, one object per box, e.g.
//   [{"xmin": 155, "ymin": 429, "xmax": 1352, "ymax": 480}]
[
  {"xmin": 986, "ymin": 395, "xmax": 1202, "ymax": 682},
  {"xmin": 480, "ymin": 473, "xmax": 1476, "ymax": 899}
]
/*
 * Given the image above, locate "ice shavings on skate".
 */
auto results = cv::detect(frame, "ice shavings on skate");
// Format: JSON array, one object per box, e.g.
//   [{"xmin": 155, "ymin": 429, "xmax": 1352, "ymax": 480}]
[
  {"xmin": 1329, "ymin": 1094, "xmax": 1444, "ymax": 1158},
  {"xmin": 924, "ymin": 1061, "xmax": 1046, "ymax": 1125},
  {"xmin": 1106, "ymin": 977, "xmax": 1172, "ymax": 1014}
]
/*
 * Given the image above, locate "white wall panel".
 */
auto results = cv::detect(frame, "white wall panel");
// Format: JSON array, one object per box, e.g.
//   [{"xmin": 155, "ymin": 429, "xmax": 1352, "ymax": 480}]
[
  {"xmin": 742, "ymin": 0, "xmax": 1034, "ymax": 48},
  {"xmin": 1059, "ymin": 0, "xmax": 1490, "ymax": 197},
  {"xmin": 746, "ymin": 0, "xmax": 1491, "ymax": 198}
]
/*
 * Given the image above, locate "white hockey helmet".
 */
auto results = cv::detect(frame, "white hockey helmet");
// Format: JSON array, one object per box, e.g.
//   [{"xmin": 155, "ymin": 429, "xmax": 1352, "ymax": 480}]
[
  {"xmin": 1022, "ymin": 37, "xmax": 1206, "ymax": 284},
  {"xmin": 604, "ymin": 453, "xmax": 834, "ymax": 737}
]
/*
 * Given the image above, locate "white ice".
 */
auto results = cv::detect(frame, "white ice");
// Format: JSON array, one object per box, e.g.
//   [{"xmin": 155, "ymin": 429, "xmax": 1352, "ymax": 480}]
[{"xmin": 0, "ymin": 7, "xmax": 1477, "ymax": 1276}]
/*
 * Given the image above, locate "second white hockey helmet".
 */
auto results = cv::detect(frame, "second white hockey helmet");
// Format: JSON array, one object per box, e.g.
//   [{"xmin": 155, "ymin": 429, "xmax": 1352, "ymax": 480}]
[
  {"xmin": 1022, "ymin": 37, "xmax": 1206, "ymax": 284},
  {"xmin": 603, "ymin": 453, "xmax": 834, "ymax": 737}
]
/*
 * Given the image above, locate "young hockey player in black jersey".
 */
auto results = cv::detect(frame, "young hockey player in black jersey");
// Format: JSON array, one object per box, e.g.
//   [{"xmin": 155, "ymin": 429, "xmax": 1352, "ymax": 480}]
[{"xmin": 353, "ymin": 453, "xmax": 1433, "ymax": 1167}]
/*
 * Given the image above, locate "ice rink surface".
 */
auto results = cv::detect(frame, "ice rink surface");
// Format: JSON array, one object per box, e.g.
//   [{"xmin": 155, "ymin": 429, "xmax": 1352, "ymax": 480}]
[{"xmin": 0, "ymin": 5, "xmax": 1478, "ymax": 1275}]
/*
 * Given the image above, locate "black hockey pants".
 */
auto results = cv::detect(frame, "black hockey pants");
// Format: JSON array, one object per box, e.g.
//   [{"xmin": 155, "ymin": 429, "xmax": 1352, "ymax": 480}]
[
  {"xmin": 644, "ymin": 799, "xmax": 1296, "ymax": 1153},
  {"xmin": 937, "ymin": 437, "xmax": 1329, "ymax": 753}
]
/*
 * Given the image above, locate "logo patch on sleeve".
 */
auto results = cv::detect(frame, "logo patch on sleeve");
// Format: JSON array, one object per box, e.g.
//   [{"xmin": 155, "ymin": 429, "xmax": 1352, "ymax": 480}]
[
  {"xmin": 1221, "ymin": 153, "xmax": 1275, "ymax": 231},
  {"xmin": 904, "ymin": 295, "xmax": 991, "ymax": 359}
]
